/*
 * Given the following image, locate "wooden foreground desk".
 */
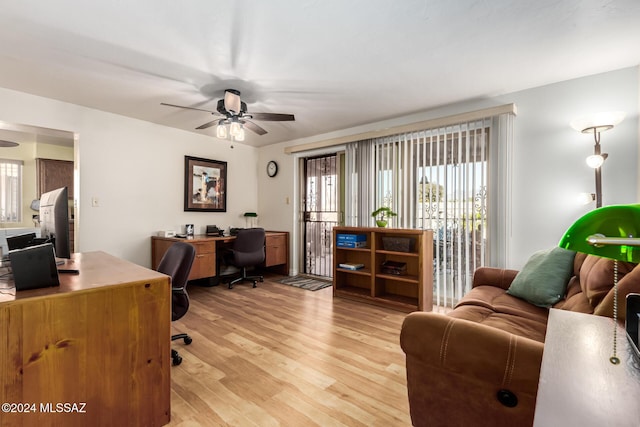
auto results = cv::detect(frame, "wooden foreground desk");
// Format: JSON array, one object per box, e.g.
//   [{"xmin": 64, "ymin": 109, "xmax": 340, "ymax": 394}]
[
  {"xmin": 534, "ymin": 309, "xmax": 640, "ymax": 427},
  {"xmin": 0, "ymin": 251, "xmax": 171, "ymax": 427}
]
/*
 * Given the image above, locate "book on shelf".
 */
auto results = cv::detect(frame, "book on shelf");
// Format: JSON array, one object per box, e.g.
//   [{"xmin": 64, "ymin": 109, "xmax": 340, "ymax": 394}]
[
  {"xmin": 336, "ymin": 240, "xmax": 367, "ymax": 248},
  {"xmin": 336, "ymin": 233, "xmax": 367, "ymax": 242},
  {"xmin": 338, "ymin": 262, "xmax": 365, "ymax": 270}
]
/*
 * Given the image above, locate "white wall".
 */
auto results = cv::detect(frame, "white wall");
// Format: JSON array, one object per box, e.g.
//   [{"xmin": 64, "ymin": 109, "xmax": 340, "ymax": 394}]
[
  {"xmin": 258, "ymin": 66, "xmax": 639, "ymax": 271},
  {"xmin": 505, "ymin": 67, "xmax": 638, "ymax": 267},
  {"xmin": 0, "ymin": 87, "xmax": 259, "ymax": 267},
  {"xmin": 0, "ymin": 67, "xmax": 636, "ymax": 270}
]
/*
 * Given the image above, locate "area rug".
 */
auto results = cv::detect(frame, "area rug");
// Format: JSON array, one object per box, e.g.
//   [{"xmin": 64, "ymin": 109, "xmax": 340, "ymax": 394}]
[{"xmin": 278, "ymin": 275, "xmax": 332, "ymax": 291}]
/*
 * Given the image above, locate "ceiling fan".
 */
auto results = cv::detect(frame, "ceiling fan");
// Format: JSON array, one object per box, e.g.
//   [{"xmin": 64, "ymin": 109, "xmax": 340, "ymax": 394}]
[{"xmin": 161, "ymin": 89, "xmax": 295, "ymax": 137}]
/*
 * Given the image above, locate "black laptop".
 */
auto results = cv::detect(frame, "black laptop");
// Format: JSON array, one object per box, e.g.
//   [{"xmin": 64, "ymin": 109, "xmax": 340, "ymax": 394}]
[{"xmin": 9, "ymin": 243, "xmax": 60, "ymax": 290}]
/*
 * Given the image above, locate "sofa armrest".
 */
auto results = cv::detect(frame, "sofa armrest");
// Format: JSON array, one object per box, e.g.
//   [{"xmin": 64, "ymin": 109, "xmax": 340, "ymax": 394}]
[
  {"xmin": 400, "ymin": 312, "xmax": 543, "ymax": 427},
  {"xmin": 472, "ymin": 267, "xmax": 519, "ymax": 290}
]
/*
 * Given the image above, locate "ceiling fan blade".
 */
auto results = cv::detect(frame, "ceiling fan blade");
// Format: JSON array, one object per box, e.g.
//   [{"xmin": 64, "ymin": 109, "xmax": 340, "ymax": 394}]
[
  {"xmin": 250, "ymin": 112, "xmax": 295, "ymax": 122},
  {"xmin": 224, "ymin": 90, "xmax": 242, "ymax": 114},
  {"xmin": 241, "ymin": 120, "xmax": 268, "ymax": 135},
  {"xmin": 161, "ymin": 102, "xmax": 216, "ymax": 114},
  {"xmin": 196, "ymin": 120, "xmax": 219, "ymax": 130}
]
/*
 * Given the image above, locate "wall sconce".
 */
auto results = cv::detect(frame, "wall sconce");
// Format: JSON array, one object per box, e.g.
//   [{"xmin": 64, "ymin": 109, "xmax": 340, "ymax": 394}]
[{"xmin": 570, "ymin": 111, "xmax": 625, "ymax": 208}]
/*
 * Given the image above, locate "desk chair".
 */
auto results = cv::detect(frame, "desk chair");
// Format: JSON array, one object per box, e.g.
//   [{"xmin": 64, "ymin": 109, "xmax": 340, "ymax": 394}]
[
  {"xmin": 226, "ymin": 228, "xmax": 266, "ymax": 289},
  {"xmin": 156, "ymin": 241, "xmax": 196, "ymax": 366}
]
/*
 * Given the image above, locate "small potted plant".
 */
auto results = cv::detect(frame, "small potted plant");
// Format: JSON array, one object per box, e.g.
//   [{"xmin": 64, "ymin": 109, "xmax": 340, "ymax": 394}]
[{"xmin": 371, "ymin": 206, "xmax": 397, "ymax": 227}]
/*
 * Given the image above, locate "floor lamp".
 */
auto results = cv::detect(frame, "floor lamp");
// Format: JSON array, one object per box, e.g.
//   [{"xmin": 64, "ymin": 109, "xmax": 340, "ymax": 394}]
[{"xmin": 570, "ymin": 111, "xmax": 625, "ymax": 208}]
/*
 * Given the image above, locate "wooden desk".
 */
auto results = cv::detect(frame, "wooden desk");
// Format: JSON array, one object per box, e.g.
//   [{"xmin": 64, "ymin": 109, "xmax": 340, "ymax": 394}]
[
  {"xmin": 0, "ymin": 251, "xmax": 171, "ymax": 426},
  {"xmin": 534, "ymin": 309, "xmax": 640, "ymax": 427},
  {"xmin": 151, "ymin": 231, "xmax": 289, "ymax": 282}
]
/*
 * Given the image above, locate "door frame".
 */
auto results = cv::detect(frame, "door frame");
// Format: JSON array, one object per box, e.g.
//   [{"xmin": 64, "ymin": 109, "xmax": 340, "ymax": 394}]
[{"xmin": 292, "ymin": 146, "xmax": 346, "ymax": 277}]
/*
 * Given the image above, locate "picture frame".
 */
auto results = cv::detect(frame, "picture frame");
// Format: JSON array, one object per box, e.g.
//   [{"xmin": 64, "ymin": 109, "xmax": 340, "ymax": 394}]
[{"xmin": 184, "ymin": 155, "xmax": 227, "ymax": 212}]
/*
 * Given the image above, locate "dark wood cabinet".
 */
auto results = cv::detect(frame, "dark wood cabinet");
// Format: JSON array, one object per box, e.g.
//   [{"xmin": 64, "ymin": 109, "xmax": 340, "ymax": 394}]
[{"xmin": 36, "ymin": 158, "xmax": 74, "ymax": 198}]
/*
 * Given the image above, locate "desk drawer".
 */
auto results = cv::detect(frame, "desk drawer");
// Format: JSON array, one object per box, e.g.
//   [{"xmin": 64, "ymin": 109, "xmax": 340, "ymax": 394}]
[
  {"xmin": 191, "ymin": 241, "xmax": 216, "ymax": 255},
  {"xmin": 190, "ymin": 252, "xmax": 217, "ymax": 279},
  {"xmin": 265, "ymin": 235, "xmax": 287, "ymax": 267}
]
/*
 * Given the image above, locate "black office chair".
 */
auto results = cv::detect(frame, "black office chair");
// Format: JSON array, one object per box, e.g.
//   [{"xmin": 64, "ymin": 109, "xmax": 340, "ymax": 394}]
[
  {"xmin": 226, "ymin": 228, "xmax": 266, "ymax": 289},
  {"xmin": 156, "ymin": 241, "xmax": 196, "ymax": 366}
]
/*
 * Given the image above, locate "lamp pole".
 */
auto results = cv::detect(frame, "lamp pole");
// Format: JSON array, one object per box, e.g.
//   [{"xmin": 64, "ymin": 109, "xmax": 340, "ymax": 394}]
[{"xmin": 593, "ymin": 129, "xmax": 603, "ymax": 208}]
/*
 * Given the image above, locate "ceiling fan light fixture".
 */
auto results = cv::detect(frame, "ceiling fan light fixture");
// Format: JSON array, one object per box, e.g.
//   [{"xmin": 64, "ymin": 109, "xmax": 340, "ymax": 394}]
[
  {"xmin": 216, "ymin": 123, "xmax": 228, "ymax": 139},
  {"xmin": 234, "ymin": 127, "xmax": 245, "ymax": 142},
  {"xmin": 229, "ymin": 121, "xmax": 242, "ymax": 138},
  {"xmin": 0, "ymin": 139, "xmax": 19, "ymax": 148},
  {"xmin": 161, "ymin": 88, "xmax": 295, "ymax": 141}
]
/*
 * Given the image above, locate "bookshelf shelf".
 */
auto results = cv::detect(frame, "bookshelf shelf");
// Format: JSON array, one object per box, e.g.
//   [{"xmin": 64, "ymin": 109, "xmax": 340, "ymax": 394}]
[{"xmin": 333, "ymin": 226, "xmax": 433, "ymax": 312}]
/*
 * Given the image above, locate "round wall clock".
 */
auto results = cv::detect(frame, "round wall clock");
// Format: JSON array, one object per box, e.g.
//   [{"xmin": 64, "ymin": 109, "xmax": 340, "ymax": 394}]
[{"xmin": 267, "ymin": 160, "xmax": 278, "ymax": 177}]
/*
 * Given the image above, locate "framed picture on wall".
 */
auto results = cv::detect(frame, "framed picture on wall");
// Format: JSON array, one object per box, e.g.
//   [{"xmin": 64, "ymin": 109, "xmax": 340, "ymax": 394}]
[{"xmin": 184, "ymin": 155, "xmax": 227, "ymax": 212}]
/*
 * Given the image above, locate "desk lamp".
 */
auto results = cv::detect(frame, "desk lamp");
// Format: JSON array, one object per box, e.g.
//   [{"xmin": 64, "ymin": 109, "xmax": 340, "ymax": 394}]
[
  {"xmin": 559, "ymin": 203, "xmax": 640, "ymax": 364},
  {"xmin": 244, "ymin": 212, "xmax": 258, "ymax": 228}
]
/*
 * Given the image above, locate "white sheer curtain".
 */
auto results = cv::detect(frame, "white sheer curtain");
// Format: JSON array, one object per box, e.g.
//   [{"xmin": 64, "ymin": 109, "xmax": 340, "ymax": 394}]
[{"xmin": 344, "ymin": 109, "xmax": 514, "ymax": 307}]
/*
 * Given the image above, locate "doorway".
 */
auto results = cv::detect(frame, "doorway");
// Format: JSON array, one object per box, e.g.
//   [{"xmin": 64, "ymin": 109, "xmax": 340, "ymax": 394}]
[{"xmin": 302, "ymin": 154, "xmax": 339, "ymax": 278}]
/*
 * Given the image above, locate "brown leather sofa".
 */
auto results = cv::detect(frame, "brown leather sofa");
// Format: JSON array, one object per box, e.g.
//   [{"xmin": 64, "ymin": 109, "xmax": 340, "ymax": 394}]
[{"xmin": 400, "ymin": 253, "xmax": 640, "ymax": 427}]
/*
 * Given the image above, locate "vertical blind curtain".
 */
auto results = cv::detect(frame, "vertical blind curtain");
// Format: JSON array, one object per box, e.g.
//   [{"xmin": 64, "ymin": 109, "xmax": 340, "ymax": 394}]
[
  {"xmin": 344, "ymin": 141, "xmax": 375, "ymax": 227},
  {"xmin": 0, "ymin": 159, "xmax": 22, "ymax": 223},
  {"xmin": 344, "ymin": 112, "xmax": 514, "ymax": 307}
]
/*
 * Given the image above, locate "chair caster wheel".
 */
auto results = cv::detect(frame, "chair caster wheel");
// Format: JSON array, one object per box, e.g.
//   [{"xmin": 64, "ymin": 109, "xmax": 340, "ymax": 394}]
[
  {"xmin": 184, "ymin": 336, "xmax": 192, "ymax": 345},
  {"xmin": 172, "ymin": 355, "xmax": 182, "ymax": 366},
  {"xmin": 253, "ymin": 281, "xmax": 257, "ymax": 288},
  {"xmin": 259, "ymin": 277, "xmax": 264, "ymax": 282},
  {"xmin": 228, "ymin": 283, "xmax": 234, "ymax": 289}
]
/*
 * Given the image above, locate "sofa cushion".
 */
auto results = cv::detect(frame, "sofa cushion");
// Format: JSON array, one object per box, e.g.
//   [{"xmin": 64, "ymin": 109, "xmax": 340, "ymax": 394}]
[
  {"xmin": 552, "ymin": 254, "xmax": 638, "ymax": 319},
  {"xmin": 507, "ymin": 247, "xmax": 576, "ymax": 307},
  {"xmin": 454, "ymin": 286, "xmax": 549, "ymax": 342}
]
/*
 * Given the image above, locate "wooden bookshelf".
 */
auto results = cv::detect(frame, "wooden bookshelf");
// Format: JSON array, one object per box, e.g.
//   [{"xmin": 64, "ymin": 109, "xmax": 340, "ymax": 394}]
[{"xmin": 333, "ymin": 226, "xmax": 433, "ymax": 312}]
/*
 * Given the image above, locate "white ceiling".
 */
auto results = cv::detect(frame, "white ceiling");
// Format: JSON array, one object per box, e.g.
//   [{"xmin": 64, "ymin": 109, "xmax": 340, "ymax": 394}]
[{"xmin": 0, "ymin": 0, "xmax": 639, "ymax": 147}]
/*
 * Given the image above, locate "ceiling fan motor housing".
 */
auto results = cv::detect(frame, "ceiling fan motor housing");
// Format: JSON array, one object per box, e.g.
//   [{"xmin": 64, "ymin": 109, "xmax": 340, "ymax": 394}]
[{"xmin": 216, "ymin": 99, "xmax": 247, "ymax": 116}]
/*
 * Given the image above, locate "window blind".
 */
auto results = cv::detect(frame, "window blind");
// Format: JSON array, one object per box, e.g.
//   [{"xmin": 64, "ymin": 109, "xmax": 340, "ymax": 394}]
[
  {"xmin": 345, "ymin": 111, "xmax": 514, "ymax": 307},
  {"xmin": 0, "ymin": 159, "xmax": 23, "ymax": 223}
]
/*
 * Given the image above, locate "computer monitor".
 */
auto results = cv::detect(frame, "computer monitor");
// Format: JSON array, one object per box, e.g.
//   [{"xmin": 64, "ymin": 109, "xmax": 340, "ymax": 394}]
[{"xmin": 39, "ymin": 186, "xmax": 71, "ymax": 259}]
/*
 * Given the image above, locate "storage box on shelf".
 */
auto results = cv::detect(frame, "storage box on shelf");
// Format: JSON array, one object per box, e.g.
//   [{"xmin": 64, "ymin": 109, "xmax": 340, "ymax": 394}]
[
  {"xmin": 336, "ymin": 232, "xmax": 368, "ymax": 248},
  {"xmin": 333, "ymin": 226, "xmax": 433, "ymax": 312}
]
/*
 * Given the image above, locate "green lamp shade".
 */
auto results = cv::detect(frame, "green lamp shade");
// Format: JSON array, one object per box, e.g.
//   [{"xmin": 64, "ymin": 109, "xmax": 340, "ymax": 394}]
[{"xmin": 558, "ymin": 204, "xmax": 640, "ymax": 263}]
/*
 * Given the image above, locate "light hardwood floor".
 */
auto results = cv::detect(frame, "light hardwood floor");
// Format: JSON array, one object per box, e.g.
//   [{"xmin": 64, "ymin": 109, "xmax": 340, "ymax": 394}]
[{"xmin": 168, "ymin": 274, "xmax": 414, "ymax": 426}]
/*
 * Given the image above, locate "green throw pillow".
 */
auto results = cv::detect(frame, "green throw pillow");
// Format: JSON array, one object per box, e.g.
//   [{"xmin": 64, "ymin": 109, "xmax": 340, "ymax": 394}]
[{"xmin": 507, "ymin": 247, "xmax": 576, "ymax": 308}]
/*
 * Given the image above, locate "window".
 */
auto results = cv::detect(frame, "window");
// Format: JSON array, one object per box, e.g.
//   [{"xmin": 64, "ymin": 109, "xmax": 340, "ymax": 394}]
[
  {"xmin": 344, "ymin": 107, "xmax": 515, "ymax": 307},
  {"xmin": 0, "ymin": 159, "xmax": 23, "ymax": 223}
]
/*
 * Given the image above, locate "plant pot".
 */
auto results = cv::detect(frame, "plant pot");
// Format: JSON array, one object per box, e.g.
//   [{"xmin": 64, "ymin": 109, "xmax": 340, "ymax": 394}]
[{"xmin": 376, "ymin": 220, "xmax": 388, "ymax": 227}]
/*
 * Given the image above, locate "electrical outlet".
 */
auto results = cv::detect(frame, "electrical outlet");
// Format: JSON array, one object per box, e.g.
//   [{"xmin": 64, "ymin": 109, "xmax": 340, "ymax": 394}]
[{"xmin": 91, "ymin": 197, "xmax": 99, "ymax": 207}]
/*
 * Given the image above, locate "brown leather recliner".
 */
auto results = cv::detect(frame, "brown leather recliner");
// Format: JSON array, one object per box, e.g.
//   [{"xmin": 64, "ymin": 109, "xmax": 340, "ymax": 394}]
[{"xmin": 400, "ymin": 253, "xmax": 640, "ymax": 427}]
